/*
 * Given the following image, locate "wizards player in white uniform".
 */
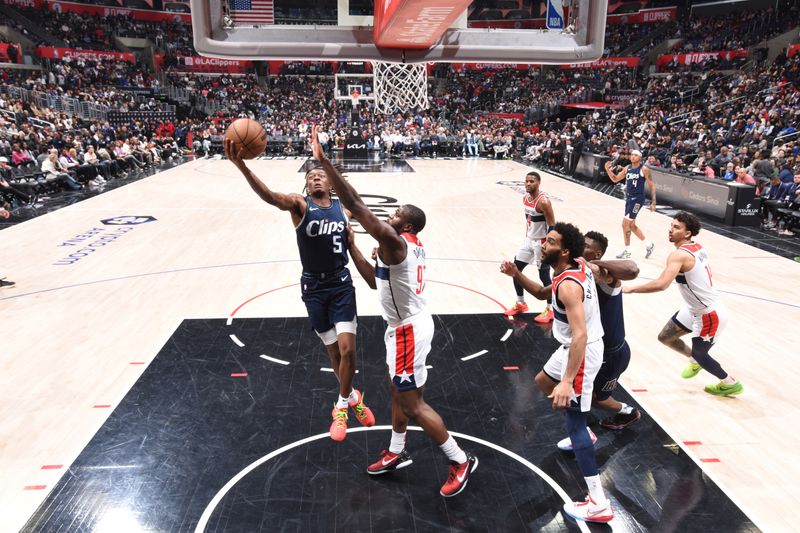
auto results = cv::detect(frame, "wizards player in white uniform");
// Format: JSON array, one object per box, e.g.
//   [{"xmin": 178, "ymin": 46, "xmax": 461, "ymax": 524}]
[
  {"xmin": 624, "ymin": 211, "xmax": 743, "ymax": 396},
  {"xmin": 225, "ymin": 138, "xmax": 375, "ymax": 443},
  {"xmin": 603, "ymin": 150, "xmax": 656, "ymax": 259},
  {"xmin": 311, "ymin": 126, "xmax": 478, "ymax": 499},
  {"xmin": 501, "ymin": 223, "xmax": 614, "ymax": 523},
  {"xmin": 504, "ymin": 171, "xmax": 556, "ymax": 323}
]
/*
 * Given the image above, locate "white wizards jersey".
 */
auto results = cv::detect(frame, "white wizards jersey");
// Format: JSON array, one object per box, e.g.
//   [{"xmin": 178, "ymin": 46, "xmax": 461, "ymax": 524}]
[
  {"xmin": 551, "ymin": 259, "xmax": 604, "ymax": 346},
  {"xmin": 676, "ymin": 242, "xmax": 720, "ymax": 313},
  {"xmin": 524, "ymin": 192, "xmax": 548, "ymax": 240},
  {"xmin": 376, "ymin": 233, "xmax": 427, "ymax": 327}
]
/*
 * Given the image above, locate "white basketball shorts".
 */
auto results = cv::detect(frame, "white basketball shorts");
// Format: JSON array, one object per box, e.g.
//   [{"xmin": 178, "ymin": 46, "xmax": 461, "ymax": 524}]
[
  {"xmin": 384, "ymin": 311, "xmax": 434, "ymax": 392},
  {"xmin": 542, "ymin": 339, "xmax": 604, "ymax": 412},
  {"xmin": 672, "ymin": 304, "xmax": 728, "ymax": 343},
  {"xmin": 515, "ymin": 238, "xmax": 544, "ymax": 267}
]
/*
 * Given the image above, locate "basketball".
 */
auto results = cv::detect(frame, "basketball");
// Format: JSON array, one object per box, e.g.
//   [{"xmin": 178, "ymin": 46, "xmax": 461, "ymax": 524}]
[{"xmin": 225, "ymin": 118, "xmax": 267, "ymax": 159}]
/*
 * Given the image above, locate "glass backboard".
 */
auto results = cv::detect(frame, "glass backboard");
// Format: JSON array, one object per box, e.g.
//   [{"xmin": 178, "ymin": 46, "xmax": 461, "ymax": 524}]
[{"xmin": 190, "ymin": 0, "xmax": 607, "ymax": 65}]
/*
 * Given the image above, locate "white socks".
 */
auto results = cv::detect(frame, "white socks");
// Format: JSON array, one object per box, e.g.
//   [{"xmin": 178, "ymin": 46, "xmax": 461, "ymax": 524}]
[
  {"xmin": 439, "ymin": 435, "xmax": 467, "ymax": 464},
  {"xmin": 722, "ymin": 375, "xmax": 737, "ymax": 385},
  {"xmin": 585, "ymin": 474, "xmax": 607, "ymax": 503},
  {"xmin": 618, "ymin": 402, "xmax": 634, "ymax": 415},
  {"xmin": 389, "ymin": 431, "xmax": 406, "ymax": 454},
  {"xmin": 336, "ymin": 389, "xmax": 359, "ymax": 409}
]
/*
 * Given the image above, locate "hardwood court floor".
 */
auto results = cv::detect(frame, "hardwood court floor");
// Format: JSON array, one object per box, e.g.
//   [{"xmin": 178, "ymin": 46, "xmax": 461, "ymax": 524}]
[{"xmin": 1, "ymin": 157, "xmax": 798, "ymax": 532}]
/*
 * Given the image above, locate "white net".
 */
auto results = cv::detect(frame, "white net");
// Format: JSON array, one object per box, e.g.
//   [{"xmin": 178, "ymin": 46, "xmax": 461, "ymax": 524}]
[{"xmin": 370, "ymin": 61, "xmax": 429, "ymax": 114}]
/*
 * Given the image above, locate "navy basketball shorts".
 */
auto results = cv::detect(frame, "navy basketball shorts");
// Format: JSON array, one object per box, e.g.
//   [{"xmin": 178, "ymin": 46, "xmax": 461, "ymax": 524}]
[
  {"xmin": 300, "ymin": 269, "xmax": 357, "ymax": 336},
  {"xmin": 624, "ymin": 196, "xmax": 645, "ymax": 220},
  {"xmin": 593, "ymin": 341, "xmax": 632, "ymax": 402}
]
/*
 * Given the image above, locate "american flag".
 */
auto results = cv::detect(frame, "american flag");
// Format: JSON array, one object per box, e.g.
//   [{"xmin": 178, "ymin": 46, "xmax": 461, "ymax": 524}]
[{"xmin": 229, "ymin": 0, "xmax": 274, "ymax": 25}]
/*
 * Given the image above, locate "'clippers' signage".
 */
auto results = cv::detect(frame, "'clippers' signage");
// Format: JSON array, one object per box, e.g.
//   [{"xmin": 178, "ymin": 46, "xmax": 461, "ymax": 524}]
[{"xmin": 36, "ymin": 46, "xmax": 136, "ymax": 63}]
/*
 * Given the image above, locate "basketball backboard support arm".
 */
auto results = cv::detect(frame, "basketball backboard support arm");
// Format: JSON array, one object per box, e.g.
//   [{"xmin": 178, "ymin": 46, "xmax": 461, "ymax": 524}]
[{"xmin": 191, "ymin": 0, "xmax": 607, "ymax": 65}]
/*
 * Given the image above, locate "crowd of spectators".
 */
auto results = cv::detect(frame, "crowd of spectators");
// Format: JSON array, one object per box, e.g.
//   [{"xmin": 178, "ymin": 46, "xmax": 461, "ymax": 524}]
[
  {"xmin": 0, "ymin": 55, "xmax": 192, "ymax": 210},
  {"xmin": 674, "ymin": 5, "xmax": 800, "ymax": 54},
  {"xmin": 2, "ymin": 59, "xmax": 162, "ymax": 111},
  {"xmin": 2, "ymin": 2, "xmax": 800, "ymax": 236},
  {"xmin": 602, "ymin": 23, "xmax": 659, "ymax": 57}
]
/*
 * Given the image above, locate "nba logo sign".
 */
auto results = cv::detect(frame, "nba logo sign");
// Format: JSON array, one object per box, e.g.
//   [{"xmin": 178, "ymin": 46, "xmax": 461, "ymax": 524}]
[{"xmin": 546, "ymin": 0, "xmax": 565, "ymax": 30}]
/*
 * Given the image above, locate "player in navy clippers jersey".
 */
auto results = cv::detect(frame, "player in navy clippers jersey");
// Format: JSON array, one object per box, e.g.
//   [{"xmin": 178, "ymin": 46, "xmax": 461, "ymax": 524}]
[
  {"xmin": 225, "ymin": 138, "xmax": 375, "ymax": 443},
  {"xmin": 311, "ymin": 126, "xmax": 478, "ymax": 499},
  {"xmin": 579, "ymin": 231, "xmax": 641, "ymax": 430},
  {"xmin": 603, "ymin": 149, "xmax": 656, "ymax": 259}
]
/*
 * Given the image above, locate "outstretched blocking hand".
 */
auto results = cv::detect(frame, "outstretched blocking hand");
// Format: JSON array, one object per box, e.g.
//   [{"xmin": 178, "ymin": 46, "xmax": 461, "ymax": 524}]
[
  {"xmin": 224, "ymin": 138, "xmax": 248, "ymax": 173},
  {"xmin": 311, "ymin": 124, "xmax": 326, "ymax": 162}
]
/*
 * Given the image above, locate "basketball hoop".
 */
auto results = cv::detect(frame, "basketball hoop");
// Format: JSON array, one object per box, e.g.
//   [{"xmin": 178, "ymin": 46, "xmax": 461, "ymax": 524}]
[
  {"xmin": 350, "ymin": 90, "xmax": 361, "ymax": 108},
  {"xmin": 370, "ymin": 61, "xmax": 429, "ymax": 115}
]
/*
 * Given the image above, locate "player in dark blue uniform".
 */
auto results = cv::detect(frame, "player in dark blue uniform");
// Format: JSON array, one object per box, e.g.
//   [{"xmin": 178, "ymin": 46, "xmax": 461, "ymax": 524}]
[
  {"xmin": 225, "ymin": 138, "xmax": 375, "ymax": 442},
  {"xmin": 603, "ymin": 149, "xmax": 657, "ymax": 259},
  {"xmin": 582, "ymin": 231, "xmax": 641, "ymax": 430}
]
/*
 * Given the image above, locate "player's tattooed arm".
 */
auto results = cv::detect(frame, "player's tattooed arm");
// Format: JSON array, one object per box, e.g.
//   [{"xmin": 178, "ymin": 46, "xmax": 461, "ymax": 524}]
[
  {"xmin": 500, "ymin": 260, "xmax": 551, "ymax": 300},
  {"xmin": 590, "ymin": 259, "xmax": 639, "ymax": 285},
  {"xmin": 346, "ymin": 226, "xmax": 376, "ymax": 289}
]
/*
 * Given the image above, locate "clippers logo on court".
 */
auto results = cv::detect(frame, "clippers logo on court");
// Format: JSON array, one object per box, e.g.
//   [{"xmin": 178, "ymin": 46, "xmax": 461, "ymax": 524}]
[
  {"xmin": 101, "ymin": 215, "xmax": 157, "ymax": 226},
  {"xmin": 53, "ymin": 216, "xmax": 157, "ymax": 266}
]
